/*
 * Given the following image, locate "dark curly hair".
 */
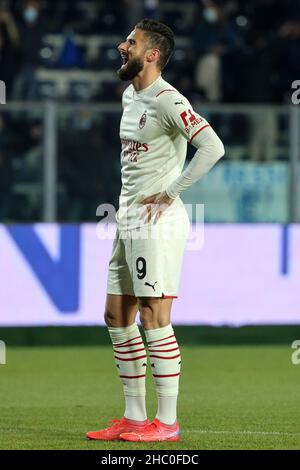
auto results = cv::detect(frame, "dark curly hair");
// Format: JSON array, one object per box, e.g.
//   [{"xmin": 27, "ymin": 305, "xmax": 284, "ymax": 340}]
[{"xmin": 135, "ymin": 18, "xmax": 175, "ymax": 70}]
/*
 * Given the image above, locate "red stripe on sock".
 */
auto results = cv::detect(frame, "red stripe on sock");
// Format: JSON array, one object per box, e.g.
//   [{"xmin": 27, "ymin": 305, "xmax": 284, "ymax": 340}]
[
  {"xmin": 113, "ymin": 335, "xmax": 141, "ymax": 346},
  {"xmin": 113, "ymin": 347, "xmax": 145, "ymax": 355},
  {"xmin": 148, "ymin": 347, "xmax": 179, "ymax": 353},
  {"xmin": 153, "ymin": 372, "xmax": 181, "ymax": 378},
  {"xmin": 148, "ymin": 340, "xmax": 178, "ymax": 348},
  {"xmin": 115, "ymin": 354, "xmax": 147, "ymax": 362},
  {"xmin": 147, "ymin": 334, "xmax": 175, "ymax": 344},
  {"xmin": 120, "ymin": 374, "xmax": 146, "ymax": 379},
  {"xmin": 114, "ymin": 341, "xmax": 144, "ymax": 348},
  {"xmin": 149, "ymin": 353, "xmax": 181, "ymax": 360}
]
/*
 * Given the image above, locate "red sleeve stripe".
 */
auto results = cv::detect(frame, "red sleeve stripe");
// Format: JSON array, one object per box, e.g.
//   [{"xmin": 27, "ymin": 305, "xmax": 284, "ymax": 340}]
[
  {"xmin": 113, "ymin": 347, "xmax": 146, "ymax": 355},
  {"xmin": 147, "ymin": 334, "xmax": 175, "ymax": 344},
  {"xmin": 148, "ymin": 347, "xmax": 179, "ymax": 353},
  {"xmin": 190, "ymin": 124, "xmax": 210, "ymax": 144},
  {"xmin": 153, "ymin": 373, "xmax": 181, "ymax": 378},
  {"xmin": 113, "ymin": 341, "xmax": 144, "ymax": 348},
  {"xmin": 115, "ymin": 354, "xmax": 147, "ymax": 362},
  {"xmin": 120, "ymin": 374, "xmax": 146, "ymax": 379},
  {"xmin": 148, "ymin": 340, "xmax": 178, "ymax": 348},
  {"xmin": 156, "ymin": 89, "xmax": 176, "ymax": 98},
  {"xmin": 149, "ymin": 353, "xmax": 181, "ymax": 360},
  {"xmin": 113, "ymin": 335, "xmax": 141, "ymax": 346}
]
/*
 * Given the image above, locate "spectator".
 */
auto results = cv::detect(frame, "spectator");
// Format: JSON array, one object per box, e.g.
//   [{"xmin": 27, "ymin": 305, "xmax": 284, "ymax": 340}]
[
  {"xmin": 275, "ymin": 0, "xmax": 300, "ymax": 102},
  {"xmin": 241, "ymin": 0, "xmax": 300, "ymax": 159},
  {"xmin": 240, "ymin": 32, "xmax": 278, "ymax": 160},
  {"xmin": 121, "ymin": 0, "xmax": 145, "ymax": 34},
  {"xmin": 59, "ymin": 113, "xmax": 119, "ymax": 220},
  {"xmin": 12, "ymin": 0, "xmax": 46, "ymax": 100},
  {"xmin": 0, "ymin": 115, "xmax": 13, "ymax": 220},
  {"xmin": 193, "ymin": 0, "xmax": 242, "ymax": 102},
  {"xmin": 0, "ymin": 6, "xmax": 19, "ymax": 98}
]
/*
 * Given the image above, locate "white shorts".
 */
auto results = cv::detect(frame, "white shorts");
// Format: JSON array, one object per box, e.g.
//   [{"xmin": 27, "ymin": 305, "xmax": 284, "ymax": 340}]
[{"xmin": 107, "ymin": 216, "xmax": 190, "ymax": 298}]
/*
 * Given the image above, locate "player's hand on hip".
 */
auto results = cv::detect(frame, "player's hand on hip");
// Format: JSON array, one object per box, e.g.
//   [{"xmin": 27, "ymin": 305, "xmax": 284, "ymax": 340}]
[{"xmin": 140, "ymin": 191, "xmax": 174, "ymax": 224}]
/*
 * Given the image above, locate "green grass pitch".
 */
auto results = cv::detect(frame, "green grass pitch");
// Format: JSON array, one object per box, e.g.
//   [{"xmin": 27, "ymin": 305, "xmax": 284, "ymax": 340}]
[{"xmin": 0, "ymin": 345, "xmax": 299, "ymax": 450}]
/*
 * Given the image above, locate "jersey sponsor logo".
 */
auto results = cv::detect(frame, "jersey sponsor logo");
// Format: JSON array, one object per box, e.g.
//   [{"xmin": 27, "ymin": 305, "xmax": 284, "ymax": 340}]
[
  {"xmin": 139, "ymin": 110, "xmax": 147, "ymax": 129},
  {"xmin": 180, "ymin": 109, "xmax": 204, "ymax": 133},
  {"xmin": 121, "ymin": 138, "xmax": 149, "ymax": 162},
  {"xmin": 174, "ymin": 100, "xmax": 184, "ymax": 105}
]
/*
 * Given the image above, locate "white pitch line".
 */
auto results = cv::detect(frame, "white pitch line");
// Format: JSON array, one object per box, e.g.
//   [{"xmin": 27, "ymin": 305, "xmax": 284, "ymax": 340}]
[{"xmin": 184, "ymin": 429, "xmax": 300, "ymax": 437}]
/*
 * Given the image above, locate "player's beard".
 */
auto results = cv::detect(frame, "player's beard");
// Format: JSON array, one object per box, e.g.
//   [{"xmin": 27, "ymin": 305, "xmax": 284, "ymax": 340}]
[{"xmin": 117, "ymin": 55, "xmax": 144, "ymax": 81}]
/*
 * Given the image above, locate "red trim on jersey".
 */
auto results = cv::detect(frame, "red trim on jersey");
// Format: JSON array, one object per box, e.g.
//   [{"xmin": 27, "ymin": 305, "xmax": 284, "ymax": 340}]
[
  {"xmin": 148, "ymin": 347, "xmax": 179, "ymax": 353},
  {"xmin": 149, "ymin": 353, "xmax": 181, "ymax": 360},
  {"xmin": 113, "ymin": 335, "xmax": 141, "ymax": 347},
  {"xmin": 147, "ymin": 334, "xmax": 175, "ymax": 344},
  {"xmin": 114, "ymin": 354, "xmax": 147, "ymax": 362},
  {"xmin": 113, "ymin": 347, "xmax": 146, "ymax": 355},
  {"xmin": 190, "ymin": 124, "xmax": 210, "ymax": 144},
  {"xmin": 153, "ymin": 373, "xmax": 181, "ymax": 378},
  {"xmin": 120, "ymin": 374, "xmax": 146, "ymax": 379},
  {"xmin": 156, "ymin": 89, "xmax": 176, "ymax": 98}
]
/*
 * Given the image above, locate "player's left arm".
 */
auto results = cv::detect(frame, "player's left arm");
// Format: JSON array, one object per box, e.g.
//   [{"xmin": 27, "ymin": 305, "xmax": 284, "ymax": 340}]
[
  {"xmin": 140, "ymin": 91, "xmax": 225, "ymax": 222},
  {"xmin": 158, "ymin": 91, "xmax": 225, "ymax": 199}
]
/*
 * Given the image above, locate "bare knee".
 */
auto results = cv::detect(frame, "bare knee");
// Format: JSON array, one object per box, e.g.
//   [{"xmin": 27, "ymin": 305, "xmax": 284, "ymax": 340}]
[
  {"xmin": 104, "ymin": 307, "xmax": 117, "ymax": 327},
  {"xmin": 138, "ymin": 298, "xmax": 160, "ymax": 330},
  {"xmin": 139, "ymin": 306, "xmax": 154, "ymax": 330},
  {"xmin": 104, "ymin": 294, "xmax": 139, "ymax": 327}
]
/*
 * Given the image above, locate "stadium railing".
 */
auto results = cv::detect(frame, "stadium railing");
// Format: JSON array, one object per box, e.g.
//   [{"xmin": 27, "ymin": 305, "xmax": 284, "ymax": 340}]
[{"xmin": 0, "ymin": 102, "xmax": 299, "ymax": 223}]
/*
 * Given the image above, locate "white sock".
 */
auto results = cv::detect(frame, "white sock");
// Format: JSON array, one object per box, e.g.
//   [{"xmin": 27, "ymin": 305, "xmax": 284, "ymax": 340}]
[
  {"xmin": 144, "ymin": 323, "xmax": 181, "ymax": 425},
  {"xmin": 108, "ymin": 323, "xmax": 147, "ymax": 422}
]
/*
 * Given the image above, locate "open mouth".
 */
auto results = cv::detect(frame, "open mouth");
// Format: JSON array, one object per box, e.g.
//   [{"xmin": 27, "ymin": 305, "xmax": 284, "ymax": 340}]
[{"xmin": 121, "ymin": 54, "xmax": 128, "ymax": 66}]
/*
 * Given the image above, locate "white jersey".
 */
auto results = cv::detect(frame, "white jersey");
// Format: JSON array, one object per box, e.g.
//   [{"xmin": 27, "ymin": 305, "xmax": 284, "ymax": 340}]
[{"xmin": 117, "ymin": 75, "xmax": 210, "ymax": 229}]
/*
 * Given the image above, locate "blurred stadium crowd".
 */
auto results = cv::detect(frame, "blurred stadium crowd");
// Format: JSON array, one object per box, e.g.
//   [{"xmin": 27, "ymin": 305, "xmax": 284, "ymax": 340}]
[
  {"xmin": 0, "ymin": 0, "xmax": 299, "ymax": 222},
  {"xmin": 1, "ymin": 0, "xmax": 300, "ymax": 103}
]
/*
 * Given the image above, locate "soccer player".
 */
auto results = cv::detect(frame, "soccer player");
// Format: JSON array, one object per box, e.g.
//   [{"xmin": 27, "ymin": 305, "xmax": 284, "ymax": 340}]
[{"xmin": 87, "ymin": 18, "xmax": 224, "ymax": 442}]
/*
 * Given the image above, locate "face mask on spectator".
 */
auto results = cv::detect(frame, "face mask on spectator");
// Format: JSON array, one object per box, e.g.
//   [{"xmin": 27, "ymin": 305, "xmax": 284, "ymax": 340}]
[
  {"xmin": 23, "ymin": 7, "xmax": 38, "ymax": 23},
  {"xmin": 203, "ymin": 7, "xmax": 218, "ymax": 24}
]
